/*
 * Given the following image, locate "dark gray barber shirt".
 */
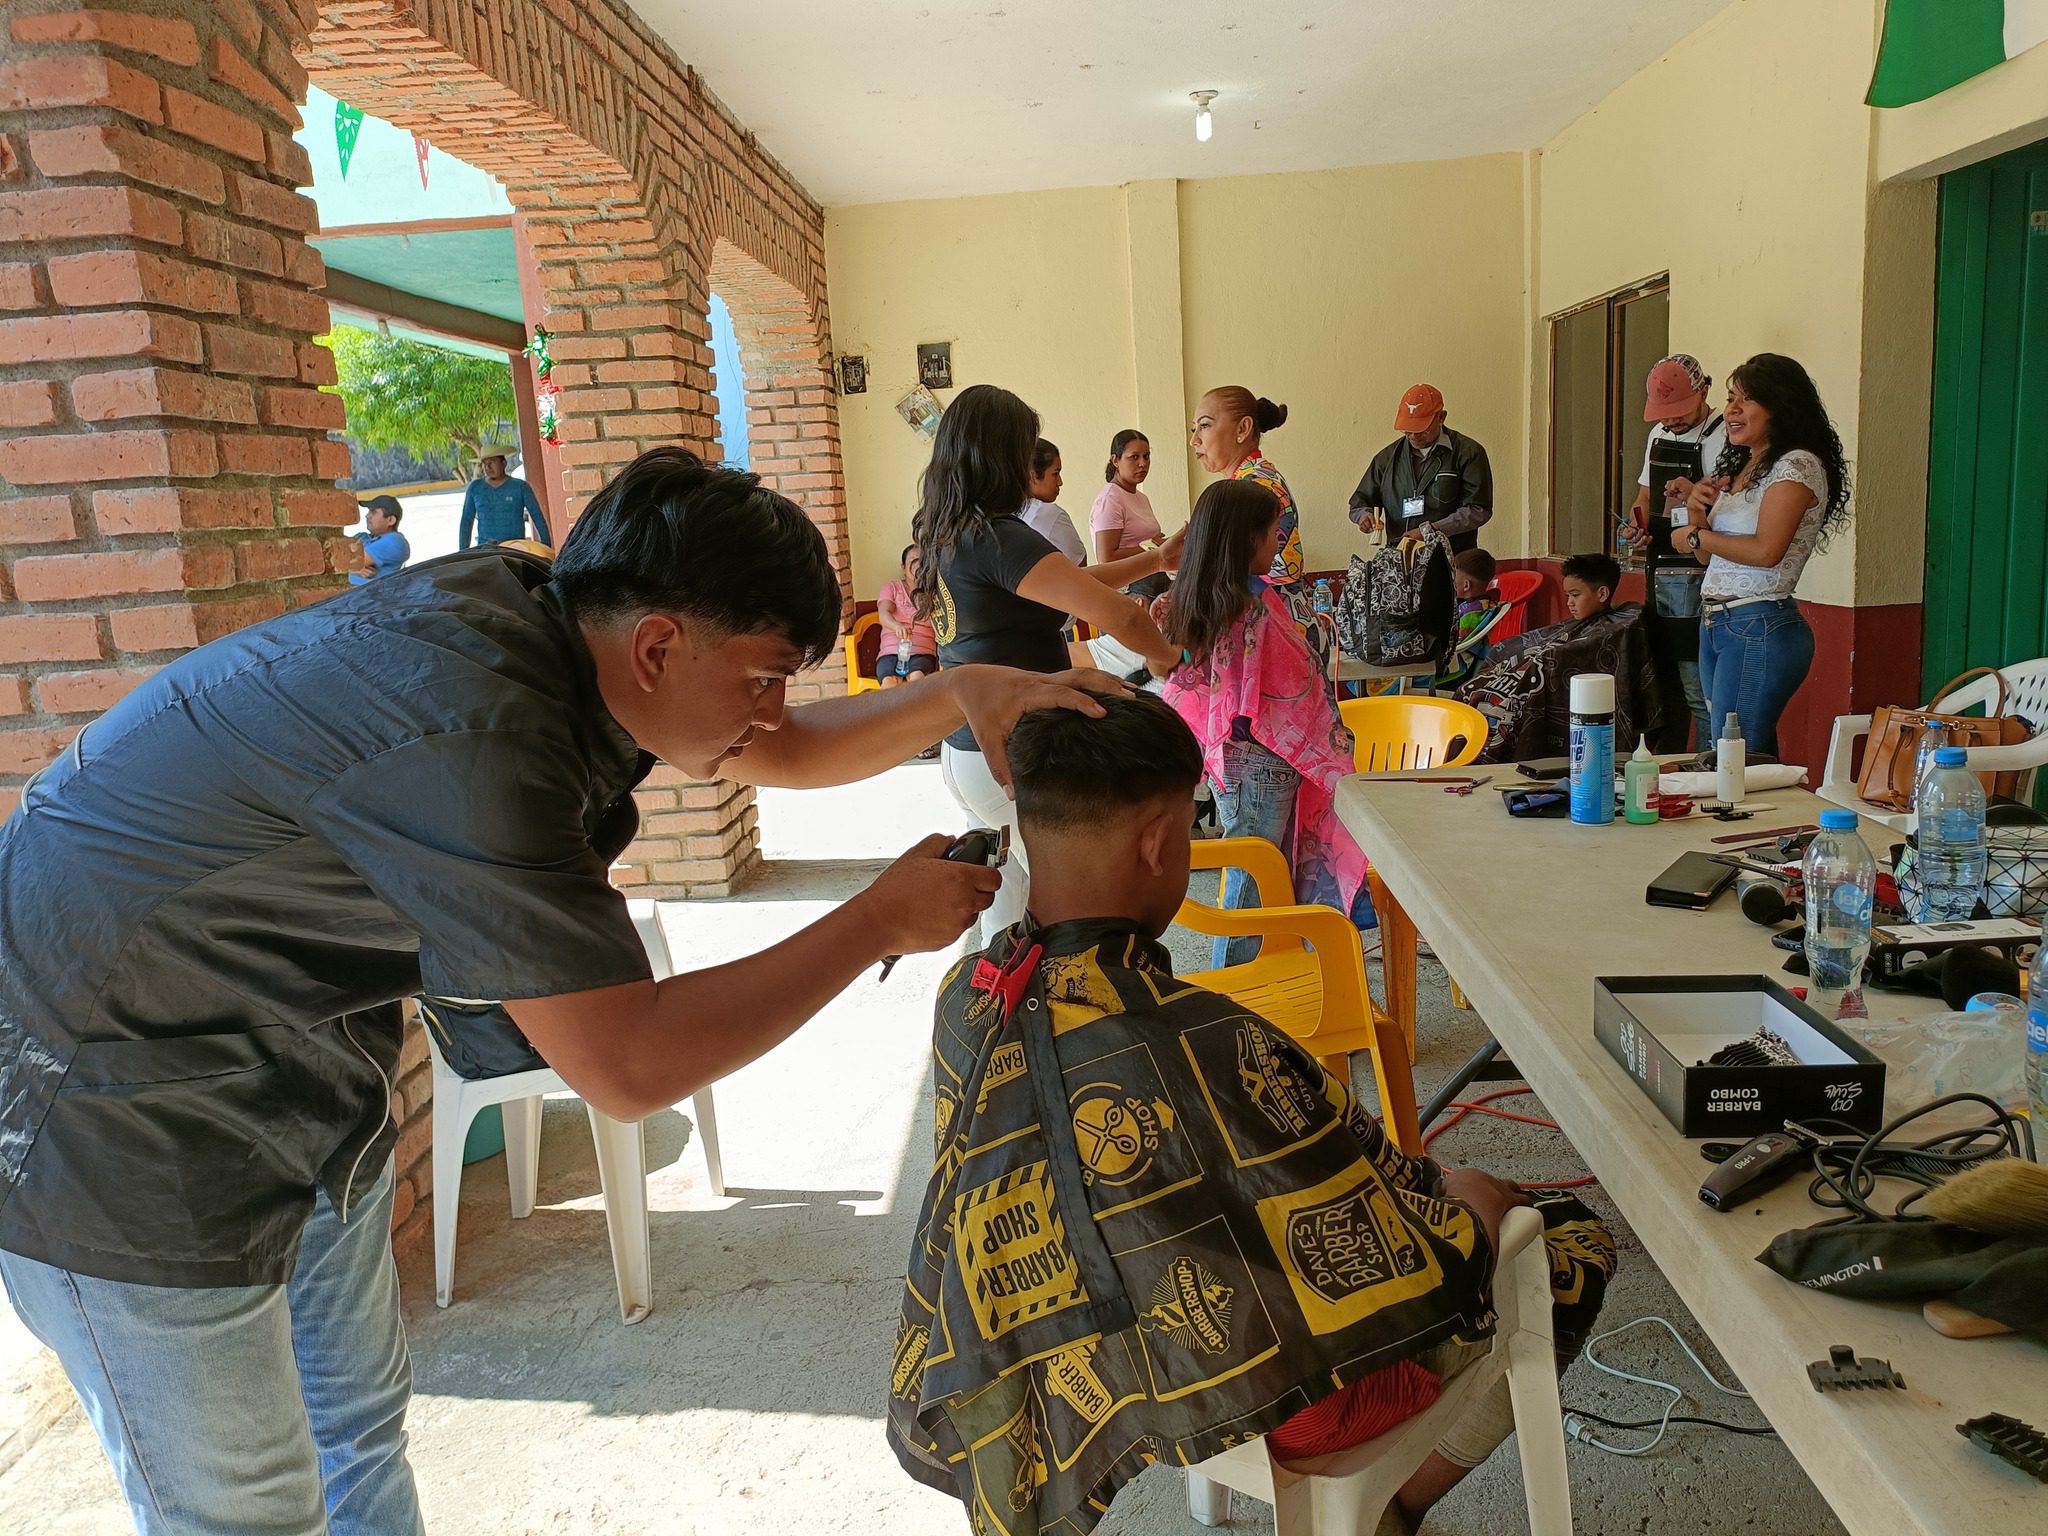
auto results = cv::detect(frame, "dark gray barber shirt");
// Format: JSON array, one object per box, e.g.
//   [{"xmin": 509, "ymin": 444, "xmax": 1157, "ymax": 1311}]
[{"xmin": 0, "ymin": 550, "xmax": 654, "ymax": 1285}]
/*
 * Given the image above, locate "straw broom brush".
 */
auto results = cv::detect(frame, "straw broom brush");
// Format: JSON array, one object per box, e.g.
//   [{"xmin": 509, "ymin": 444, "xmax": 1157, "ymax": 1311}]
[{"xmin": 1919, "ymin": 1159, "xmax": 2048, "ymax": 1339}]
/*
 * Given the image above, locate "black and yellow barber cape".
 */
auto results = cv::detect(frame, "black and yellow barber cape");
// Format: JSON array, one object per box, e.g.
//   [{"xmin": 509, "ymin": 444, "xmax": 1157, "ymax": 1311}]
[{"xmin": 887, "ymin": 919, "xmax": 1578, "ymax": 1533}]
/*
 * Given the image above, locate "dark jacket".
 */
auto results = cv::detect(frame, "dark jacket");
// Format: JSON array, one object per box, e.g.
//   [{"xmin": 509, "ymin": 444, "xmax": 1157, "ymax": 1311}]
[
  {"xmin": 0, "ymin": 551, "xmax": 653, "ymax": 1285},
  {"xmin": 1464, "ymin": 604, "xmax": 1681, "ymax": 760},
  {"xmin": 1348, "ymin": 427, "xmax": 1494, "ymax": 554}
]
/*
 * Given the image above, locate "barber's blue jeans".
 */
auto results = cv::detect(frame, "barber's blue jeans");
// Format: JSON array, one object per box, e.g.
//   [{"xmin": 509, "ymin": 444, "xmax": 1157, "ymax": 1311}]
[
  {"xmin": 1652, "ymin": 570, "xmax": 1710, "ymax": 750},
  {"xmin": 1699, "ymin": 597, "xmax": 1814, "ymax": 760},
  {"xmin": 0, "ymin": 1160, "xmax": 424, "ymax": 1536},
  {"xmin": 1211, "ymin": 739, "xmax": 1376, "ymax": 969}
]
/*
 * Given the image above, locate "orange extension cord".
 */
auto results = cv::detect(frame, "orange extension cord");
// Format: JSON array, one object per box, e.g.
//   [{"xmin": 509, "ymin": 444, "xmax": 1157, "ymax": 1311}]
[{"xmin": 1421, "ymin": 1085, "xmax": 1599, "ymax": 1191}]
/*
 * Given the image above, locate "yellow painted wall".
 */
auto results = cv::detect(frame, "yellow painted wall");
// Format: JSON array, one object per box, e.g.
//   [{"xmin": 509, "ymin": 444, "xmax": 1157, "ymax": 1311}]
[
  {"xmin": 826, "ymin": 160, "xmax": 1527, "ymax": 594},
  {"xmin": 1532, "ymin": 0, "xmax": 1881, "ymax": 607},
  {"xmin": 824, "ymin": 187, "xmax": 1138, "ymax": 594},
  {"xmin": 1177, "ymin": 158, "xmax": 1526, "ymax": 578}
]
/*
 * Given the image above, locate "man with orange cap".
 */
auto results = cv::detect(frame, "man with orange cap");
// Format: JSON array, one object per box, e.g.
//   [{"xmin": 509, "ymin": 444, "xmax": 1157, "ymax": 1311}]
[{"xmin": 1346, "ymin": 383, "xmax": 1494, "ymax": 554}]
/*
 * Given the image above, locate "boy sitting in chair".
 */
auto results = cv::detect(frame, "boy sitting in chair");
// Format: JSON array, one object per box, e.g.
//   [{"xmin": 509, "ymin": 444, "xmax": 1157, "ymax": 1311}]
[{"xmin": 886, "ymin": 693, "xmax": 1614, "ymax": 1535}]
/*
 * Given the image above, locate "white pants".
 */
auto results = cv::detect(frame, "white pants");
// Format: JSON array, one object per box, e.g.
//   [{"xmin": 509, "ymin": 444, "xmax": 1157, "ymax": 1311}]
[{"xmin": 940, "ymin": 743, "xmax": 1029, "ymax": 946}]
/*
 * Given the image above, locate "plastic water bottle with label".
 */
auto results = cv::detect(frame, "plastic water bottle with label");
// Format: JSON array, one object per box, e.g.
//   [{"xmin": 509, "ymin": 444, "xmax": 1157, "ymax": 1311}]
[
  {"xmin": 1312, "ymin": 578, "xmax": 1334, "ymax": 616},
  {"xmin": 2028, "ymin": 919, "xmax": 2047, "ymax": 1159},
  {"xmin": 1804, "ymin": 808, "xmax": 1874, "ymax": 1020},
  {"xmin": 1915, "ymin": 746, "xmax": 1986, "ymax": 920}
]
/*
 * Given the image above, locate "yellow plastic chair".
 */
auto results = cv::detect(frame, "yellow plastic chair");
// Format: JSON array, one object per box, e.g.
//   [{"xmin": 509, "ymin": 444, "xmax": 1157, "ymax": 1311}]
[
  {"xmin": 843, "ymin": 612, "xmax": 881, "ymax": 696},
  {"xmin": 1338, "ymin": 695, "xmax": 1489, "ymax": 772},
  {"xmin": 1177, "ymin": 838, "xmax": 1422, "ymax": 1155}
]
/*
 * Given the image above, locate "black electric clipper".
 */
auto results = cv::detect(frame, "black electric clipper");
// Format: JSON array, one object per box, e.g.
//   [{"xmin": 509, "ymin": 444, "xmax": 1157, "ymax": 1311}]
[
  {"xmin": 1699, "ymin": 1128, "xmax": 1811, "ymax": 1210},
  {"xmin": 877, "ymin": 826, "xmax": 1010, "ymax": 980}
]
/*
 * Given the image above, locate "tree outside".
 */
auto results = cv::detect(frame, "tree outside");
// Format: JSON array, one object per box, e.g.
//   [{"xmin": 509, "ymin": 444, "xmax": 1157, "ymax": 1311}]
[{"xmin": 320, "ymin": 327, "xmax": 516, "ymax": 483}]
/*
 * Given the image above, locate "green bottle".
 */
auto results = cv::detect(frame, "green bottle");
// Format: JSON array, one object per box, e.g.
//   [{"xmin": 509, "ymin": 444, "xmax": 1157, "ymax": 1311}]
[{"xmin": 1624, "ymin": 736, "xmax": 1660, "ymax": 824}]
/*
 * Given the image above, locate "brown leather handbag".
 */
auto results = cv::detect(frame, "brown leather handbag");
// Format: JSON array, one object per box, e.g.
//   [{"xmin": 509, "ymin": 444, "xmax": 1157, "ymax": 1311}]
[{"xmin": 1854, "ymin": 667, "xmax": 2032, "ymax": 812}]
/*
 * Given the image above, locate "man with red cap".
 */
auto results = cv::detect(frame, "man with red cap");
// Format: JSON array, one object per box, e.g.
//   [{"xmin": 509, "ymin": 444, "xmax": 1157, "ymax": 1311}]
[
  {"xmin": 1346, "ymin": 383, "xmax": 1494, "ymax": 554},
  {"xmin": 1622, "ymin": 354, "xmax": 1724, "ymax": 749}
]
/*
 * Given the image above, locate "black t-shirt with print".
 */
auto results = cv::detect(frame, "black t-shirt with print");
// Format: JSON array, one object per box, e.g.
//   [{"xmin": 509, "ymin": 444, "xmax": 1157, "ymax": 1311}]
[{"xmin": 932, "ymin": 513, "xmax": 1067, "ymax": 750}]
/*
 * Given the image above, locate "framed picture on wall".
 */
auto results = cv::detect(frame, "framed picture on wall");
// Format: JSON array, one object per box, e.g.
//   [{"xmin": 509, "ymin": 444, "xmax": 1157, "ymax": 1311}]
[
  {"xmin": 916, "ymin": 342, "xmax": 953, "ymax": 391},
  {"xmin": 837, "ymin": 353, "xmax": 868, "ymax": 395}
]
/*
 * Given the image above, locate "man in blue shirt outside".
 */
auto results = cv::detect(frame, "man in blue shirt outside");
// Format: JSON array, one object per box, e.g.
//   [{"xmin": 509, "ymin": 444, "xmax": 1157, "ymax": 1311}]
[
  {"xmin": 348, "ymin": 494, "xmax": 412, "ymax": 585},
  {"xmin": 458, "ymin": 446, "xmax": 551, "ymax": 550}
]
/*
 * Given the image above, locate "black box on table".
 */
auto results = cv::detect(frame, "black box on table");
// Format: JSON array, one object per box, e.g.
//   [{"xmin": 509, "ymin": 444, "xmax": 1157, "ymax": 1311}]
[{"xmin": 1593, "ymin": 975, "xmax": 1887, "ymax": 1137}]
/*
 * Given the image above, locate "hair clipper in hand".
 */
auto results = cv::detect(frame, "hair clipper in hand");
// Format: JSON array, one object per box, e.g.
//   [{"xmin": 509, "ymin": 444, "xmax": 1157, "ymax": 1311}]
[{"xmin": 878, "ymin": 827, "xmax": 1010, "ymax": 980}]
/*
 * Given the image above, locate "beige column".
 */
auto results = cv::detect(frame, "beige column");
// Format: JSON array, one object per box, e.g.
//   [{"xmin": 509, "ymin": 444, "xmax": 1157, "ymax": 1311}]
[{"xmin": 1120, "ymin": 179, "xmax": 1192, "ymax": 519}]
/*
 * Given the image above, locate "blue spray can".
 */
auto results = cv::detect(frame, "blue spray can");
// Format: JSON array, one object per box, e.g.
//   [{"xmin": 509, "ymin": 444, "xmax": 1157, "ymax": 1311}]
[{"xmin": 1569, "ymin": 673, "xmax": 1616, "ymax": 825}]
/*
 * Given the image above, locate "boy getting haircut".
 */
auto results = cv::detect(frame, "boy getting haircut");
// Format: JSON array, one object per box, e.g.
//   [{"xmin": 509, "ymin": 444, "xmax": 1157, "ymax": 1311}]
[
  {"xmin": 1559, "ymin": 551, "xmax": 1621, "ymax": 592},
  {"xmin": 887, "ymin": 697, "xmax": 1614, "ymax": 1533}
]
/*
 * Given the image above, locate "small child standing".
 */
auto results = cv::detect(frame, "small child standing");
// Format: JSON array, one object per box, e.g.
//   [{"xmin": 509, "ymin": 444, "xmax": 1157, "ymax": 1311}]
[
  {"xmin": 1439, "ymin": 547, "xmax": 1499, "ymax": 685},
  {"xmin": 875, "ymin": 543, "xmax": 937, "ymax": 688},
  {"xmin": 1560, "ymin": 552, "xmax": 1621, "ymax": 621}
]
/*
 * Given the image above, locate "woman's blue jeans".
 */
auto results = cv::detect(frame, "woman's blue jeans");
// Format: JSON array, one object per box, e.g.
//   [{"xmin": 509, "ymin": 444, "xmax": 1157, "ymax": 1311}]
[
  {"xmin": 1698, "ymin": 597, "xmax": 1814, "ymax": 759},
  {"xmin": 1210, "ymin": 739, "xmax": 1375, "ymax": 969}
]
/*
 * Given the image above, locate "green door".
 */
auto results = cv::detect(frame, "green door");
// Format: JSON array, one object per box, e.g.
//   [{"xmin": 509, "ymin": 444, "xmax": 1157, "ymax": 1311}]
[{"xmin": 1925, "ymin": 138, "xmax": 2048, "ymax": 697}]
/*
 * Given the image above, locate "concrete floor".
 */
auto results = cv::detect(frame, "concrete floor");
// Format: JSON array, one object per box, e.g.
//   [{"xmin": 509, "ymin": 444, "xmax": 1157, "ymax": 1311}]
[{"xmin": 0, "ymin": 764, "xmax": 1842, "ymax": 1535}]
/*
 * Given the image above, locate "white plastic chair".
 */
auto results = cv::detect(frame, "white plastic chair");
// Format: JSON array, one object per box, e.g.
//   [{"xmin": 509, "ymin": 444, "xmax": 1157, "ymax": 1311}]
[
  {"xmin": 1185, "ymin": 1205, "xmax": 1570, "ymax": 1536},
  {"xmin": 425, "ymin": 898, "xmax": 724, "ymax": 1325},
  {"xmin": 1818, "ymin": 660, "xmax": 2048, "ymax": 831}
]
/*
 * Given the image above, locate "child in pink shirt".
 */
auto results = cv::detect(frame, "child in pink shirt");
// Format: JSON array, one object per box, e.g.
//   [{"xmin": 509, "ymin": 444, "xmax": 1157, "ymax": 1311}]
[{"xmin": 876, "ymin": 543, "xmax": 937, "ymax": 688}]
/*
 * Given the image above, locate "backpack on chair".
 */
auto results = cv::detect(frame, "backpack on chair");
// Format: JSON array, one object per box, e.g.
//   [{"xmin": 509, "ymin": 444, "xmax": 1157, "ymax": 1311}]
[{"xmin": 1334, "ymin": 528, "xmax": 1454, "ymax": 665}]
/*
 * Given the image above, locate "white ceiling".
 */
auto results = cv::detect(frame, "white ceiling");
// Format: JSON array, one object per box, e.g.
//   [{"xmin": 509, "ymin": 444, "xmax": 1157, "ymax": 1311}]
[{"xmin": 632, "ymin": 0, "xmax": 1733, "ymax": 206}]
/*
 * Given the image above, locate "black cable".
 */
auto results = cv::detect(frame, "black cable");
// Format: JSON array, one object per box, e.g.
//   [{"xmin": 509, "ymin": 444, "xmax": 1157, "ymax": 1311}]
[
  {"xmin": 1785, "ymin": 1093, "xmax": 2035, "ymax": 1224},
  {"xmin": 1563, "ymin": 1407, "xmax": 1776, "ymax": 1438}
]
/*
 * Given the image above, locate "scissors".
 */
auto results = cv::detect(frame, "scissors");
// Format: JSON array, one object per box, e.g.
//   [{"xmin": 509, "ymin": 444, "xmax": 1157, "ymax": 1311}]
[{"xmin": 1443, "ymin": 775, "xmax": 1493, "ymax": 796}]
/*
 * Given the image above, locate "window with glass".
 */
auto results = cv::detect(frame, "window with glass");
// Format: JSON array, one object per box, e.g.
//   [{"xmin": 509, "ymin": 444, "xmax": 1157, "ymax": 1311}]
[{"xmin": 1547, "ymin": 278, "xmax": 1669, "ymax": 559}]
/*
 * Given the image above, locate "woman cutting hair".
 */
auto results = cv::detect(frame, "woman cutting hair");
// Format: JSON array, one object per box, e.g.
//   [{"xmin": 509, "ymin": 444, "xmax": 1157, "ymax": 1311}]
[
  {"xmin": 1190, "ymin": 385, "xmax": 1304, "ymax": 590},
  {"xmin": 914, "ymin": 385, "xmax": 1179, "ymax": 941},
  {"xmin": 1666, "ymin": 353, "xmax": 1852, "ymax": 758}
]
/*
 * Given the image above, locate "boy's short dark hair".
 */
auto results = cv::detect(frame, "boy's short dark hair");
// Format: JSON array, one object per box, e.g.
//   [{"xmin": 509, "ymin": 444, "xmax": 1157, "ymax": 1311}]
[
  {"xmin": 1451, "ymin": 547, "xmax": 1494, "ymax": 584},
  {"xmin": 1561, "ymin": 552, "xmax": 1621, "ymax": 591},
  {"xmin": 364, "ymin": 494, "xmax": 402, "ymax": 527},
  {"xmin": 1010, "ymin": 693, "xmax": 1204, "ymax": 832},
  {"xmin": 553, "ymin": 446, "xmax": 841, "ymax": 668}
]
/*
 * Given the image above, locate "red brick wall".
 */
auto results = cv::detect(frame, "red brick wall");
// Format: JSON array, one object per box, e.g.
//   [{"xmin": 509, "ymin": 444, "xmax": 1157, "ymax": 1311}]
[
  {"xmin": 0, "ymin": 1, "xmax": 358, "ymax": 821},
  {"xmin": 2, "ymin": 0, "xmax": 846, "ymax": 1262}
]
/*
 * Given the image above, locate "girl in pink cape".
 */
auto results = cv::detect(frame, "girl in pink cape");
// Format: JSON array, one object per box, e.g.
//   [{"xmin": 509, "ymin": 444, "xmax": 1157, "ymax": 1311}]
[{"xmin": 1161, "ymin": 480, "xmax": 1375, "ymax": 967}]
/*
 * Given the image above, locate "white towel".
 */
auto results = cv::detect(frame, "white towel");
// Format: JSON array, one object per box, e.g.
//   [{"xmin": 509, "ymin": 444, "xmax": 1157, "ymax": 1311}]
[{"xmin": 1656, "ymin": 764, "xmax": 1808, "ymax": 799}]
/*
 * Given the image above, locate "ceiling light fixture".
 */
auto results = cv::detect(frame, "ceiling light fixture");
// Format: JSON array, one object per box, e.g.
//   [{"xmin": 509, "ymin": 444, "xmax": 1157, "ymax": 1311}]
[{"xmin": 1191, "ymin": 90, "xmax": 1218, "ymax": 144}]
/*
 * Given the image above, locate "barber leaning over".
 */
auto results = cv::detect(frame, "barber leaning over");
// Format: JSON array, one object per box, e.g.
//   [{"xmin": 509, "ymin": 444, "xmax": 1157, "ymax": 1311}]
[{"xmin": 0, "ymin": 446, "xmax": 1120, "ymax": 1536}]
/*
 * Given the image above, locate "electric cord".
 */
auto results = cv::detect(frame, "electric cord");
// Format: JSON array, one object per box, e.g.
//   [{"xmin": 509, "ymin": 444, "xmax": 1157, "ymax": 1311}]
[
  {"xmin": 1562, "ymin": 1316, "xmax": 1760, "ymax": 1456},
  {"xmin": 1421, "ymin": 1084, "xmax": 1599, "ymax": 1191},
  {"xmin": 1785, "ymin": 1092, "xmax": 2035, "ymax": 1225},
  {"xmin": 1560, "ymin": 1407, "xmax": 1776, "ymax": 1438}
]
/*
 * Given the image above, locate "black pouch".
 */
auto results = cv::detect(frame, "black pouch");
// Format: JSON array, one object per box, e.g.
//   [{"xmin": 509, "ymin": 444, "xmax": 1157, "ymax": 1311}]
[
  {"xmin": 416, "ymin": 996, "xmax": 547, "ymax": 1081},
  {"xmin": 1503, "ymin": 788, "xmax": 1568, "ymax": 818},
  {"xmin": 1758, "ymin": 1219, "xmax": 2048, "ymax": 1343}
]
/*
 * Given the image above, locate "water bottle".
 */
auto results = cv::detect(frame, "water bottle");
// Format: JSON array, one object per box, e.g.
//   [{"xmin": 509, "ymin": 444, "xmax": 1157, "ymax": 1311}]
[
  {"xmin": 897, "ymin": 635, "xmax": 913, "ymax": 668},
  {"xmin": 1915, "ymin": 746, "xmax": 1986, "ymax": 920},
  {"xmin": 1715, "ymin": 711, "xmax": 1745, "ymax": 807},
  {"xmin": 1568, "ymin": 673, "xmax": 1615, "ymax": 826},
  {"xmin": 2028, "ymin": 920, "xmax": 2047, "ymax": 1157},
  {"xmin": 1804, "ymin": 808, "xmax": 1875, "ymax": 1021},
  {"xmin": 1312, "ymin": 578, "xmax": 1333, "ymax": 616},
  {"xmin": 1912, "ymin": 728, "xmax": 1953, "ymax": 808}
]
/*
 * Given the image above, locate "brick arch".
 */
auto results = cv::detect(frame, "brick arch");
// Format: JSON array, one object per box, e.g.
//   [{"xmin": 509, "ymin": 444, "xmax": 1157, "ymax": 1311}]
[
  {"xmin": 706, "ymin": 237, "xmax": 849, "ymax": 633},
  {"xmin": 300, "ymin": 2, "xmax": 821, "ymax": 524}
]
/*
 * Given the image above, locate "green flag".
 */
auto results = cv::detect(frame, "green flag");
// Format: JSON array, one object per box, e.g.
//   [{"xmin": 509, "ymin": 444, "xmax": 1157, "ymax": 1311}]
[
  {"xmin": 1868, "ymin": 0, "xmax": 2048, "ymax": 107},
  {"xmin": 334, "ymin": 101, "xmax": 365, "ymax": 179}
]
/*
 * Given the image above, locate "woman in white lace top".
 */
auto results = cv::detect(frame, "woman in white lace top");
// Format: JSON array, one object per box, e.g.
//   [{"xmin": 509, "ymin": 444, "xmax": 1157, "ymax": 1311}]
[{"xmin": 1665, "ymin": 354, "xmax": 1851, "ymax": 757}]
